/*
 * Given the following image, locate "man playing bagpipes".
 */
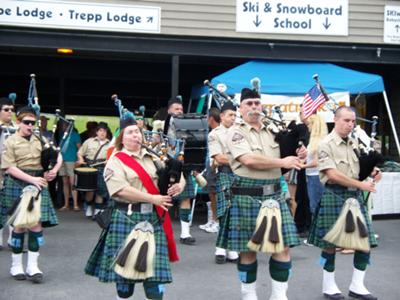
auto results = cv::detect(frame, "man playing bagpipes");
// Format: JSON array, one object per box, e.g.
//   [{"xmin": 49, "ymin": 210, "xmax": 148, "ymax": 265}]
[
  {"xmin": 0, "ymin": 95, "xmax": 17, "ymax": 249},
  {"xmin": 308, "ymin": 106, "xmax": 381, "ymax": 300},
  {"xmin": 208, "ymin": 101, "xmax": 239, "ymax": 264},
  {"xmin": 225, "ymin": 87, "xmax": 305, "ymax": 300},
  {"xmin": 2, "ymin": 106, "xmax": 62, "ymax": 283},
  {"xmin": 164, "ymin": 97, "xmax": 197, "ymax": 245},
  {"xmin": 77, "ymin": 121, "xmax": 111, "ymax": 217},
  {"xmin": 85, "ymin": 116, "xmax": 184, "ymax": 300}
]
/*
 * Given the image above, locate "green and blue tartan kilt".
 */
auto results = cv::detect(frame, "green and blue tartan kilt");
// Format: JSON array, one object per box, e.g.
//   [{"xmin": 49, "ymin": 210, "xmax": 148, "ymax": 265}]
[
  {"xmin": 172, "ymin": 173, "xmax": 196, "ymax": 203},
  {"xmin": 308, "ymin": 186, "xmax": 378, "ymax": 249},
  {"xmin": 216, "ymin": 210, "xmax": 230, "ymax": 249},
  {"xmin": 0, "ymin": 171, "xmax": 58, "ymax": 228},
  {"xmin": 85, "ymin": 205, "xmax": 172, "ymax": 284},
  {"xmin": 216, "ymin": 171, "xmax": 234, "ymax": 218},
  {"xmin": 95, "ymin": 166, "xmax": 109, "ymax": 199},
  {"xmin": 227, "ymin": 176, "xmax": 300, "ymax": 252}
]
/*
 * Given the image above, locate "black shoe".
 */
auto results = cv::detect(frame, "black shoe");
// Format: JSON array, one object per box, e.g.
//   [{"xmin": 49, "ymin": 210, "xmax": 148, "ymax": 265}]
[
  {"xmin": 215, "ymin": 255, "xmax": 226, "ymax": 264},
  {"xmin": 349, "ymin": 290, "xmax": 377, "ymax": 300},
  {"xmin": 27, "ymin": 273, "xmax": 43, "ymax": 284},
  {"xmin": 12, "ymin": 273, "xmax": 26, "ymax": 281},
  {"xmin": 324, "ymin": 293, "xmax": 345, "ymax": 300},
  {"xmin": 180, "ymin": 237, "xmax": 196, "ymax": 245}
]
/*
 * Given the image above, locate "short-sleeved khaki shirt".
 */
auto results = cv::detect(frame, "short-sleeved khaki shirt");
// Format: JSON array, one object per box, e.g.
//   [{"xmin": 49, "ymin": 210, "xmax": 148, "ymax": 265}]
[
  {"xmin": 104, "ymin": 148, "xmax": 159, "ymax": 203},
  {"xmin": 318, "ymin": 130, "xmax": 360, "ymax": 184},
  {"xmin": 1, "ymin": 133, "xmax": 42, "ymax": 170},
  {"xmin": 78, "ymin": 137, "xmax": 109, "ymax": 161},
  {"xmin": 226, "ymin": 122, "xmax": 281, "ymax": 179},
  {"xmin": 208, "ymin": 124, "xmax": 231, "ymax": 158}
]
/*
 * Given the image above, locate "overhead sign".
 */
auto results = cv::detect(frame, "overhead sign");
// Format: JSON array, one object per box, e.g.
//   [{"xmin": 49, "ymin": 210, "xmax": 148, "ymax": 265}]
[
  {"xmin": 0, "ymin": 0, "xmax": 160, "ymax": 33},
  {"xmin": 236, "ymin": 0, "xmax": 348, "ymax": 36},
  {"xmin": 384, "ymin": 5, "xmax": 400, "ymax": 44}
]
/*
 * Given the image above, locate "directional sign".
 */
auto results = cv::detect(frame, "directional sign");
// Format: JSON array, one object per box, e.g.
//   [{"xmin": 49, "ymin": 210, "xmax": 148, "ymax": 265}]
[
  {"xmin": 0, "ymin": 0, "xmax": 160, "ymax": 34},
  {"xmin": 384, "ymin": 5, "xmax": 400, "ymax": 44},
  {"xmin": 236, "ymin": 0, "xmax": 348, "ymax": 36}
]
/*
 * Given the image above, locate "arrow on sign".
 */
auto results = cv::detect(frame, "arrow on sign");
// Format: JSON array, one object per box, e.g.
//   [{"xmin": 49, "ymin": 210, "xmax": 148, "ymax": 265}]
[
  {"xmin": 396, "ymin": 24, "xmax": 400, "ymax": 33},
  {"xmin": 253, "ymin": 15, "xmax": 262, "ymax": 27},
  {"xmin": 322, "ymin": 17, "xmax": 331, "ymax": 30},
  {"xmin": 147, "ymin": 16, "xmax": 153, "ymax": 23}
]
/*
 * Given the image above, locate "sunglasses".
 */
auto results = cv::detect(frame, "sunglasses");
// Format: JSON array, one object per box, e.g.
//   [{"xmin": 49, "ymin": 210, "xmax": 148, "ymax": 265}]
[
  {"xmin": 21, "ymin": 120, "xmax": 36, "ymax": 126},
  {"xmin": 244, "ymin": 100, "xmax": 261, "ymax": 106},
  {"xmin": 2, "ymin": 108, "xmax": 14, "ymax": 112}
]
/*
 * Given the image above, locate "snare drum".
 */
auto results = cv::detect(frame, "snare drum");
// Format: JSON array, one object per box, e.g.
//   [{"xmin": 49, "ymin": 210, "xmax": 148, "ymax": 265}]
[
  {"xmin": 168, "ymin": 113, "xmax": 208, "ymax": 171},
  {"xmin": 74, "ymin": 167, "xmax": 98, "ymax": 191}
]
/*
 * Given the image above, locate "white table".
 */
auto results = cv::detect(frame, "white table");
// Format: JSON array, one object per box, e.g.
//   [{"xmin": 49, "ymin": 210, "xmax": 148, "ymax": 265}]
[{"xmin": 370, "ymin": 172, "xmax": 400, "ymax": 215}]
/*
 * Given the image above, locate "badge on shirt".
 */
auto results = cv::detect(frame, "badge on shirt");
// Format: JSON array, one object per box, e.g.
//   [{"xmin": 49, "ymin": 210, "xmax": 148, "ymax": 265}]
[
  {"xmin": 104, "ymin": 168, "xmax": 114, "ymax": 181},
  {"xmin": 318, "ymin": 151, "xmax": 329, "ymax": 160},
  {"xmin": 231, "ymin": 132, "xmax": 245, "ymax": 144}
]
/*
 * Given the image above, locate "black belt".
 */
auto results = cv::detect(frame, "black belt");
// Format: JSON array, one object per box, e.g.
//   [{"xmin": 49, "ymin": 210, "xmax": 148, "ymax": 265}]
[
  {"xmin": 231, "ymin": 183, "xmax": 280, "ymax": 196},
  {"xmin": 325, "ymin": 184, "xmax": 358, "ymax": 192},
  {"xmin": 218, "ymin": 165, "xmax": 232, "ymax": 173},
  {"xmin": 114, "ymin": 202, "xmax": 143, "ymax": 212}
]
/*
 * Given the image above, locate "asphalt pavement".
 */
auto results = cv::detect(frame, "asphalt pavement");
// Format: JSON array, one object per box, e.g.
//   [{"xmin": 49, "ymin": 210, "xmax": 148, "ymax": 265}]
[{"xmin": 0, "ymin": 207, "xmax": 399, "ymax": 300}]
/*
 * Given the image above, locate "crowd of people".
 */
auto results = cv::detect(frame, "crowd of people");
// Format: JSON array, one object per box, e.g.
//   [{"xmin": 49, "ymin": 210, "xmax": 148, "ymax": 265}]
[{"xmin": 0, "ymin": 86, "xmax": 382, "ymax": 300}]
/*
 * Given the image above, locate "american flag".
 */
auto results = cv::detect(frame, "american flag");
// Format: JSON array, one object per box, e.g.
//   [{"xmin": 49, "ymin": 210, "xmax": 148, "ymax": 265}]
[{"xmin": 302, "ymin": 84, "xmax": 327, "ymax": 119}]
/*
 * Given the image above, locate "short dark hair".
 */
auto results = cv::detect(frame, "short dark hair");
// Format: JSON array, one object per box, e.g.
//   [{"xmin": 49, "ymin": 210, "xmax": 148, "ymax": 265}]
[
  {"xmin": 334, "ymin": 106, "xmax": 355, "ymax": 118},
  {"xmin": 209, "ymin": 107, "xmax": 221, "ymax": 123}
]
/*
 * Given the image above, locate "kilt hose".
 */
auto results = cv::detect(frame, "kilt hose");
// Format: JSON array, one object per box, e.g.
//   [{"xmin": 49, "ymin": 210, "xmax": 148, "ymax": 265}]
[
  {"xmin": 85, "ymin": 205, "xmax": 172, "ymax": 284},
  {"xmin": 1, "ymin": 170, "xmax": 58, "ymax": 228},
  {"xmin": 308, "ymin": 186, "xmax": 378, "ymax": 249},
  {"xmin": 226, "ymin": 176, "xmax": 300, "ymax": 253}
]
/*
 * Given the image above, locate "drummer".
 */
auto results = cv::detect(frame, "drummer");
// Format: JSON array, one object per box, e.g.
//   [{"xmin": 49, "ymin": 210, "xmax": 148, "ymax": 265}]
[{"xmin": 77, "ymin": 122, "xmax": 110, "ymax": 217}]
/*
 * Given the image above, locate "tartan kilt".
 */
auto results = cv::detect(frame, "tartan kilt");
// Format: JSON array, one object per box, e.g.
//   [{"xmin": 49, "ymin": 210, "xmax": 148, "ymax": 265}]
[
  {"xmin": 85, "ymin": 204, "xmax": 172, "ymax": 284},
  {"xmin": 227, "ymin": 176, "xmax": 300, "ymax": 252},
  {"xmin": 1, "ymin": 171, "xmax": 58, "ymax": 228},
  {"xmin": 308, "ymin": 186, "xmax": 378, "ymax": 249},
  {"xmin": 95, "ymin": 166, "xmax": 109, "ymax": 199},
  {"xmin": 172, "ymin": 173, "xmax": 196, "ymax": 203},
  {"xmin": 216, "ymin": 172, "xmax": 234, "ymax": 218},
  {"xmin": 216, "ymin": 210, "xmax": 230, "ymax": 249}
]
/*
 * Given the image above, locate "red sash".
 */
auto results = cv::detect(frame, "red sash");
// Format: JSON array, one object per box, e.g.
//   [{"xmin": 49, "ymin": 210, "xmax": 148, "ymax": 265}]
[{"xmin": 115, "ymin": 152, "xmax": 179, "ymax": 262}]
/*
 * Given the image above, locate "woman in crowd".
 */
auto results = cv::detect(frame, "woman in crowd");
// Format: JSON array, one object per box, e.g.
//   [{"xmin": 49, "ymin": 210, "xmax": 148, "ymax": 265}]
[
  {"xmin": 85, "ymin": 118, "xmax": 184, "ymax": 300},
  {"xmin": 2, "ymin": 106, "xmax": 62, "ymax": 283}
]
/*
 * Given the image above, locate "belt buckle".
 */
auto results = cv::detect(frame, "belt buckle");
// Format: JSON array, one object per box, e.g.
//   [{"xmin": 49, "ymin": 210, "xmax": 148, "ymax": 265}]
[
  {"xmin": 140, "ymin": 203, "xmax": 153, "ymax": 214},
  {"xmin": 347, "ymin": 187, "xmax": 357, "ymax": 192},
  {"xmin": 262, "ymin": 184, "xmax": 274, "ymax": 196}
]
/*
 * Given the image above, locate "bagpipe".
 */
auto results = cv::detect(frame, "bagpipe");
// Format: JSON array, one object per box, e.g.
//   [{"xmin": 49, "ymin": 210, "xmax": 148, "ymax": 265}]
[
  {"xmin": 27, "ymin": 74, "xmax": 73, "ymax": 172},
  {"xmin": 111, "ymin": 94, "xmax": 184, "ymax": 195},
  {"xmin": 314, "ymin": 74, "xmax": 383, "ymax": 181}
]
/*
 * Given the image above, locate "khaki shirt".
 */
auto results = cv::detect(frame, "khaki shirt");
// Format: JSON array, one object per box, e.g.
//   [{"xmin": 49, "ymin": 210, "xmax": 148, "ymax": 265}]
[
  {"xmin": 318, "ymin": 130, "xmax": 360, "ymax": 185},
  {"xmin": 226, "ymin": 122, "xmax": 281, "ymax": 179},
  {"xmin": 208, "ymin": 124, "xmax": 231, "ymax": 159},
  {"xmin": 1, "ymin": 133, "xmax": 42, "ymax": 170},
  {"xmin": 78, "ymin": 137, "xmax": 110, "ymax": 161}
]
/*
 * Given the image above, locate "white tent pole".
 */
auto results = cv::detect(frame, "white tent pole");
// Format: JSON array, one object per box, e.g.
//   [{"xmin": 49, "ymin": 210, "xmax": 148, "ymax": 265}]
[{"xmin": 383, "ymin": 91, "xmax": 400, "ymax": 158}]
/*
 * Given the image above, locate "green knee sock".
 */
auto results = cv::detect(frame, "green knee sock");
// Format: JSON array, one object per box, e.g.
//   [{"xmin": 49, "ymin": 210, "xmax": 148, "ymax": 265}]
[
  {"xmin": 269, "ymin": 257, "xmax": 292, "ymax": 282},
  {"xmin": 179, "ymin": 208, "xmax": 191, "ymax": 222},
  {"xmin": 238, "ymin": 260, "xmax": 258, "ymax": 283},
  {"xmin": 28, "ymin": 231, "xmax": 44, "ymax": 252},
  {"xmin": 320, "ymin": 251, "xmax": 335, "ymax": 272},
  {"xmin": 144, "ymin": 281, "xmax": 164, "ymax": 300},
  {"xmin": 11, "ymin": 232, "xmax": 24, "ymax": 254},
  {"xmin": 354, "ymin": 251, "xmax": 370, "ymax": 271}
]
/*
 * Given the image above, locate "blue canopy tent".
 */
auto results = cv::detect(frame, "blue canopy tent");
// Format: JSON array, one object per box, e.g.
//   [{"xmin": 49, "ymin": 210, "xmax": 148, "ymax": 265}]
[{"xmin": 209, "ymin": 60, "xmax": 399, "ymax": 156}]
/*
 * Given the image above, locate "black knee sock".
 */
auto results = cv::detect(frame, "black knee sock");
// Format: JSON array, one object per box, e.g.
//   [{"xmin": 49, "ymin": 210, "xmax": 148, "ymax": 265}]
[
  {"xmin": 269, "ymin": 257, "xmax": 292, "ymax": 282},
  {"xmin": 354, "ymin": 251, "xmax": 370, "ymax": 271}
]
